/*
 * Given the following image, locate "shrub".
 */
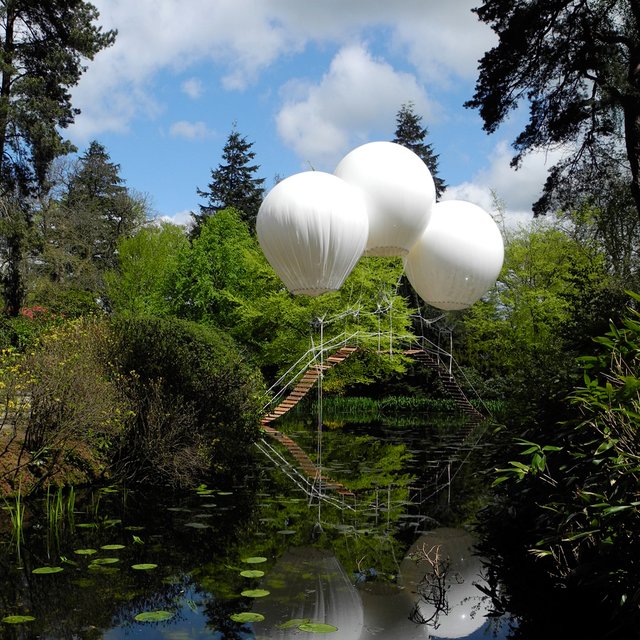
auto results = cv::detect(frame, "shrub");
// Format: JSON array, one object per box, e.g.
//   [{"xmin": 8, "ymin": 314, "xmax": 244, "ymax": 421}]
[
  {"xmin": 0, "ymin": 318, "xmax": 128, "ymax": 492},
  {"xmin": 108, "ymin": 317, "xmax": 263, "ymax": 486}
]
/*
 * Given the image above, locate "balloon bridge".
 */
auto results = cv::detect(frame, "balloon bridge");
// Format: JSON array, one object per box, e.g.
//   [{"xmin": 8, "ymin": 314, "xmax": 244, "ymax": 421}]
[
  {"xmin": 256, "ymin": 332, "xmax": 489, "ymax": 508},
  {"xmin": 254, "ymin": 140, "xmax": 504, "ymax": 510}
]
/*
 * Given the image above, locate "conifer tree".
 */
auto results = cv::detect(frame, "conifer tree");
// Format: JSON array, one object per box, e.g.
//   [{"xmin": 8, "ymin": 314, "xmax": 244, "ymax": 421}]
[
  {"xmin": 393, "ymin": 102, "xmax": 446, "ymax": 199},
  {"xmin": 192, "ymin": 125, "xmax": 265, "ymax": 237}
]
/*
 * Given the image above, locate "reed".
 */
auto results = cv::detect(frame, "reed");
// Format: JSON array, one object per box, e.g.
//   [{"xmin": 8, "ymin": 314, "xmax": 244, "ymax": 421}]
[{"xmin": 4, "ymin": 485, "xmax": 25, "ymax": 545}]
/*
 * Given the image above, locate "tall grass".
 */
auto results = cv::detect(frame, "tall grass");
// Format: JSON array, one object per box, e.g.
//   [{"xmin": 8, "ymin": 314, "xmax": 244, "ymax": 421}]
[{"xmin": 3, "ymin": 484, "xmax": 25, "ymax": 561}]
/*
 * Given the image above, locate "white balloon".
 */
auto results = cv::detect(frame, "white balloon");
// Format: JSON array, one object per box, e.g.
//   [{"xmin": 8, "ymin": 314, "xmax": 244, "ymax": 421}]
[
  {"xmin": 404, "ymin": 200, "xmax": 504, "ymax": 310},
  {"xmin": 334, "ymin": 141, "xmax": 435, "ymax": 257},
  {"xmin": 256, "ymin": 171, "xmax": 368, "ymax": 296},
  {"xmin": 399, "ymin": 528, "xmax": 492, "ymax": 638}
]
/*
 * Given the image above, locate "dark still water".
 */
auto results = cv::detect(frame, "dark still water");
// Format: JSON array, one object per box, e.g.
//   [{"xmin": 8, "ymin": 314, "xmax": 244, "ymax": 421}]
[{"xmin": 0, "ymin": 413, "xmax": 514, "ymax": 639}]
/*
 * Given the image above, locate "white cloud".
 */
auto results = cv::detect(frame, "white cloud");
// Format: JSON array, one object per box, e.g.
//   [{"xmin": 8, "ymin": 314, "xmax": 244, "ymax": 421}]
[
  {"xmin": 444, "ymin": 141, "xmax": 566, "ymax": 228},
  {"xmin": 276, "ymin": 44, "xmax": 433, "ymax": 169},
  {"xmin": 181, "ymin": 78, "xmax": 204, "ymax": 99},
  {"xmin": 154, "ymin": 209, "xmax": 194, "ymax": 228},
  {"xmin": 169, "ymin": 120, "xmax": 214, "ymax": 140},
  {"xmin": 70, "ymin": 1, "xmax": 491, "ymax": 141}
]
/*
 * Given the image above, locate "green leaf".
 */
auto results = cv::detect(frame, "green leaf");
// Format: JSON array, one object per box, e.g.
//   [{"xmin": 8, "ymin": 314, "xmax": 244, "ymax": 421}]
[
  {"xmin": 241, "ymin": 589, "xmax": 270, "ymax": 598},
  {"xmin": 278, "ymin": 618, "xmax": 311, "ymax": 629},
  {"xmin": 131, "ymin": 563, "xmax": 157, "ymax": 570},
  {"xmin": 242, "ymin": 556, "xmax": 267, "ymax": 564},
  {"xmin": 2, "ymin": 615, "xmax": 36, "ymax": 624},
  {"xmin": 32, "ymin": 566, "xmax": 64, "ymax": 574},
  {"xmin": 230, "ymin": 612, "xmax": 265, "ymax": 623},
  {"xmin": 603, "ymin": 505, "xmax": 633, "ymax": 515},
  {"xmin": 298, "ymin": 622, "xmax": 339, "ymax": 633},
  {"xmin": 240, "ymin": 569, "xmax": 265, "ymax": 578},
  {"xmin": 134, "ymin": 611, "xmax": 174, "ymax": 622}
]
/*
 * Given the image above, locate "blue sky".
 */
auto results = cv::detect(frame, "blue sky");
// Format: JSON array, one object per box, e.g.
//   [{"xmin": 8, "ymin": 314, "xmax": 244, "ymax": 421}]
[{"xmin": 66, "ymin": 0, "xmax": 560, "ymax": 227}]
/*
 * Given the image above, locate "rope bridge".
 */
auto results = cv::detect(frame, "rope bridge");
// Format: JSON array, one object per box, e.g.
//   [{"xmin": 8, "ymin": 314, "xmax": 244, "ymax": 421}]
[{"xmin": 257, "ymin": 334, "xmax": 488, "ymax": 502}]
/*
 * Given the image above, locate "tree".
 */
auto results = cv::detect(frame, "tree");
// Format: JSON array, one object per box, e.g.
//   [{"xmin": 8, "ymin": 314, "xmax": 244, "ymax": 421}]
[
  {"xmin": 465, "ymin": 0, "xmax": 640, "ymax": 220},
  {"xmin": 192, "ymin": 125, "xmax": 265, "ymax": 236},
  {"xmin": 0, "ymin": 0, "xmax": 116, "ymax": 196},
  {"xmin": 393, "ymin": 102, "xmax": 446, "ymax": 199},
  {"xmin": 0, "ymin": 1, "xmax": 115, "ymax": 315},
  {"xmin": 32, "ymin": 141, "xmax": 147, "ymax": 304},
  {"xmin": 105, "ymin": 222, "xmax": 188, "ymax": 317}
]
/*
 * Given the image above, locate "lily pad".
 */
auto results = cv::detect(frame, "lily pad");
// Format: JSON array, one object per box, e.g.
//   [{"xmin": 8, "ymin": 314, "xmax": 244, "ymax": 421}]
[
  {"xmin": 278, "ymin": 618, "xmax": 310, "ymax": 629},
  {"xmin": 101, "ymin": 544, "xmax": 125, "ymax": 550},
  {"xmin": 240, "ymin": 569, "xmax": 265, "ymax": 578},
  {"xmin": 32, "ymin": 566, "xmax": 63, "ymax": 574},
  {"xmin": 298, "ymin": 622, "xmax": 339, "ymax": 633},
  {"xmin": 74, "ymin": 548, "xmax": 98, "ymax": 555},
  {"xmin": 90, "ymin": 557, "xmax": 119, "ymax": 565},
  {"xmin": 277, "ymin": 529, "xmax": 296, "ymax": 535},
  {"xmin": 218, "ymin": 491, "xmax": 233, "ymax": 495},
  {"xmin": 241, "ymin": 589, "xmax": 270, "ymax": 598},
  {"xmin": 242, "ymin": 556, "xmax": 267, "ymax": 564},
  {"xmin": 131, "ymin": 563, "xmax": 157, "ymax": 570},
  {"xmin": 2, "ymin": 615, "xmax": 36, "ymax": 624},
  {"xmin": 184, "ymin": 521, "xmax": 210, "ymax": 529},
  {"xmin": 134, "ymin": 610, "xmax": 174, "ymax": 622},
  {"xmin": 230, "ymin": 612, "xmax": 265, "ymax": 623}
]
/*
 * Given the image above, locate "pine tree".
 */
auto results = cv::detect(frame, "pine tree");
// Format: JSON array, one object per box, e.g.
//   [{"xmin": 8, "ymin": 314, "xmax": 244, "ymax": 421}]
[
  {"xmin": 0, "ymin": 0, "xmax": 115, "ymax": 314},
  {"xmin": 393, "ymin": 102, "xmax": 446, "ymax": 199},
  {"xmin": 192, "ymin": 125, "xmax": 265, "ymax": 237}
]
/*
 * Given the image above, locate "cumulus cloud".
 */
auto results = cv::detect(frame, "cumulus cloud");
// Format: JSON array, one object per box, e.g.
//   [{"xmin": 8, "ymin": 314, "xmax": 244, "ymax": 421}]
[
  {"xmin": 276, "ymin": 44, "xmax": 433, "ymax": 169},
  {"xmin": 169, "ymin": 120, "xmax": 214, "ymax": 140},
  {"xmin": 444, "ymin": 141, "xmax": 566, "ymax": 228},
  {"xmin": 70, "ymin": 1, "xmax": 491, "ymax": 141},
  {"xmin": 155, "ymin": 209, "xmax": 194, "ymax": 228},
  {"xmin": 182, "ymin": 78, "xmax": 204, "ymax": 99}
]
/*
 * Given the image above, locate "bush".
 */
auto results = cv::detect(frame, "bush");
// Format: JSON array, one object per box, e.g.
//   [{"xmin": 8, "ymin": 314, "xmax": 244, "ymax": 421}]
[
  {"xmin": 108, "ymin": 317, "xmax": 263, "ymax": 486},
  {"xmin": 0, "ymin": 318, "xmax": 128, "ymax": 493},
  {"xmin": 475, "ymin": 293, "xmax": 640, "ymax": 636}
]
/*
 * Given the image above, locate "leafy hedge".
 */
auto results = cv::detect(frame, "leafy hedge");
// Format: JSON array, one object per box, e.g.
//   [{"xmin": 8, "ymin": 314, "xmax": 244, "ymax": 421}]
[{"xmin": 108, "ymin": 316, "xmax": 263, "ymax": 486}]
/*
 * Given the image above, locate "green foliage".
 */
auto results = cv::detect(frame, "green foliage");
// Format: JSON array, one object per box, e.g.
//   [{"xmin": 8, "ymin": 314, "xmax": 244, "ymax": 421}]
[
  {"xmin": 106, "ymin": 222, "xmax": 188, "ymax": 316},
  {"xmin": 466, "ymin": 0, "xmax": 640, "ymax": 217},
  {"xmin": 168, "ymin": 209, "xmax": 415, "ymax": 391},
  {"xmin": 0, "ymin": 318, "xmax": 129, "ymax": 491},
  {"xmin": 477, "ymin": 293, "xmax": 640, "ymax": 633},
  {"xmin": 458, "ymin": 222, "xmax": 612, "ymax": 415},
  {"xmin": 108, "ymin": 316, "xmax": 263, "ymax": 485},
  {"xmin": 170, "ymin": 208, "xmax": 276, "ymax": 333},
  {"xmin": 0, "ymin": 2, "xmax": 116, "ymax": 196}
]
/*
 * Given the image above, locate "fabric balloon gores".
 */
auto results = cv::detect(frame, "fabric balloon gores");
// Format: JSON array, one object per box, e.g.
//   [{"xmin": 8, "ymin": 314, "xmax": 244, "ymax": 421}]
[
  {"xmin": 256, "ymin": 171, "xmax": 369, "ymax": 296},
  {"xmin": 334, "ymin": 141, "xmax": 435, "ymax": 257},
  {"xmin": 404, "ymin": 200, "xmax": 504, "ymax": 310}
]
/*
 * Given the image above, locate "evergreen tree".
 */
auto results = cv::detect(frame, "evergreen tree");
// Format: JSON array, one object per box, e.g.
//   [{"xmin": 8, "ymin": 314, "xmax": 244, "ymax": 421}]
[
  {"xmin": 0, "ymin": 0, "xmax": 116, "ymax": 197},
  {"xmin": 466, "ymin": 0, "xmax": 640, "ymax": 221},
  {"xmin": 37, "ymin": 141, "xmax": 146, "ymax": 296},
  {"xmin": 393, "ymin": 102, "xmax": 446, "ymax": 199},
  {"xmin": 0, "ymin": 0, "xmax": 115, "ymax": 314},
  {"xmin": 192, "ymin": 125, "xmax": 265, "ymax": 237}
]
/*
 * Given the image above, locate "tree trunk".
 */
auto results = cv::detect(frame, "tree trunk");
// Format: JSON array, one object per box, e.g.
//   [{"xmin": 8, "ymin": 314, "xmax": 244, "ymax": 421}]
[
  {"xmin": 627, "ymin": 1, "xmax": 640, "ymax": 221},
  {"xmin": 0, "ymin": 4, "xmax": 16, "ymax": 184}
]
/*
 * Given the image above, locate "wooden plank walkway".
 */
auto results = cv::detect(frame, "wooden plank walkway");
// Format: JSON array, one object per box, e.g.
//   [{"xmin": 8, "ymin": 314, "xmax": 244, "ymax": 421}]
[
  {"xmin": 403, "ymin": 348, "xmax": 486, "ymax": 425},
  {"xmin": 260, "ymin": 346, "xmax": 358, "ymax": 497}
]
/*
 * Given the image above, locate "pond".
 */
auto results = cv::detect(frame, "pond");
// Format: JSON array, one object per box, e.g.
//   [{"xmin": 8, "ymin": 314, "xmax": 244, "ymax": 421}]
[{"xmin": 0, "ymin": 411, "xmax": 515, "ymax": 639}]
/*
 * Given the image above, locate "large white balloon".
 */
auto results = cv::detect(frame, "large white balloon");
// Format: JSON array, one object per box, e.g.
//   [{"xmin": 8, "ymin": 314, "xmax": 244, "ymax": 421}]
[
  {"xmin": 404, "ymin": 200, "xmax": 504, "ymax": 311},
  {"xmin": 256, "ymin": 171, "xmax": 368, "ymax": 296},
  {"xmin": 399, "ymin": 528, "xmax": 492, "ymax": 638},
  {"xmin": 334, "ymin": 141, "xmax": 435, "ymax": 257}
]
